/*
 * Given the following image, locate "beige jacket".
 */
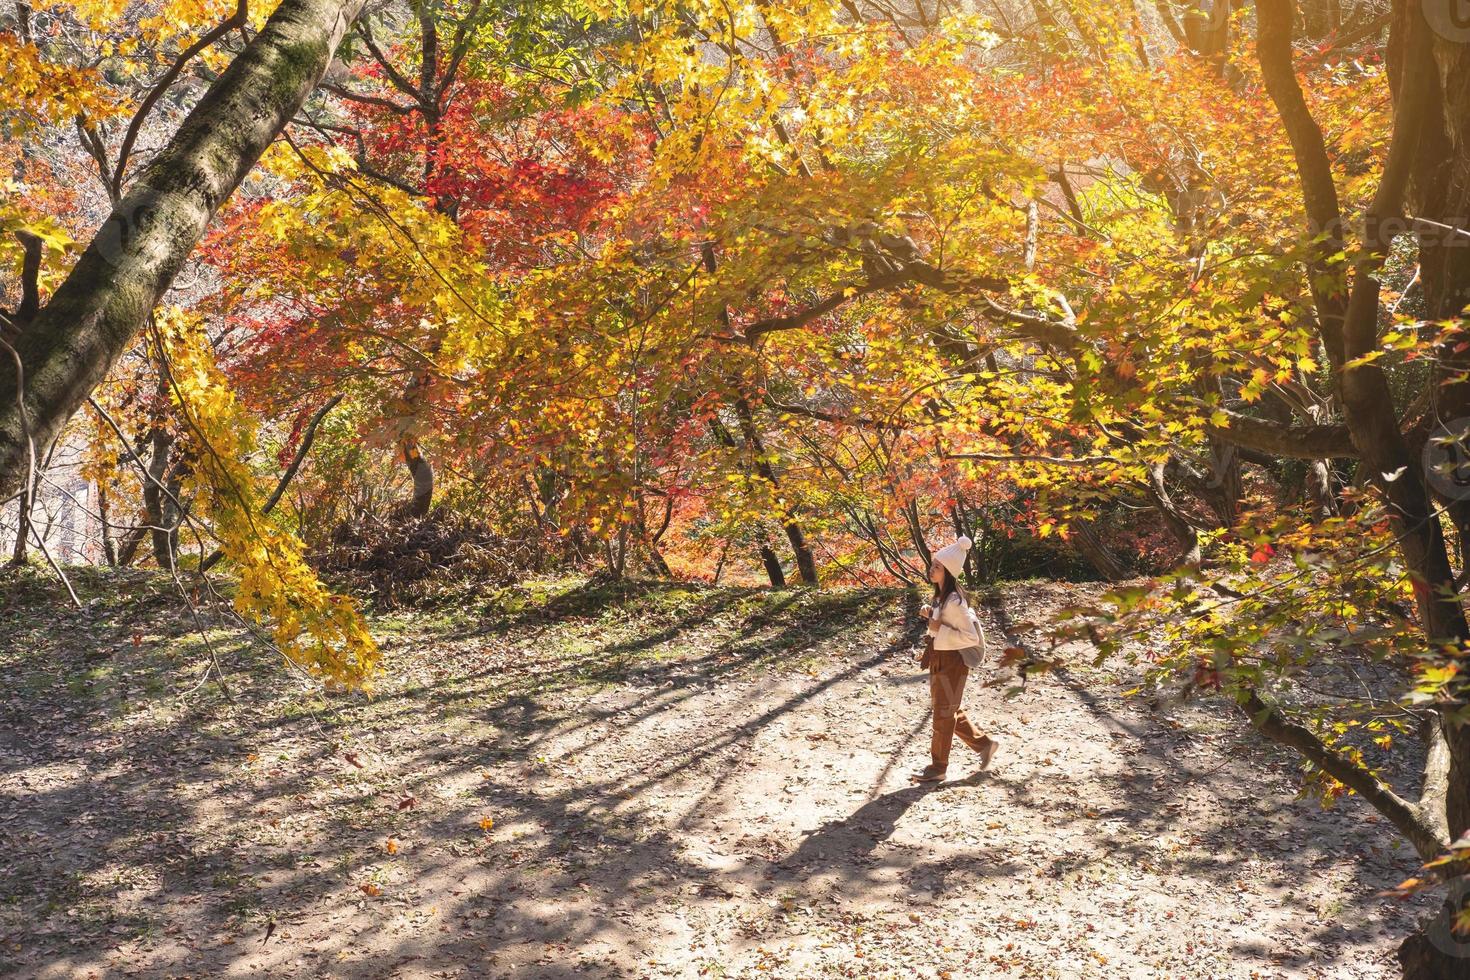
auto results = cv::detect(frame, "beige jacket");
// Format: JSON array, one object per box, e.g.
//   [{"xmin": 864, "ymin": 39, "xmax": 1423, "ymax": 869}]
[{"xmin": 927, "ymin": 593, "xmax": 985, "ymax": 660}]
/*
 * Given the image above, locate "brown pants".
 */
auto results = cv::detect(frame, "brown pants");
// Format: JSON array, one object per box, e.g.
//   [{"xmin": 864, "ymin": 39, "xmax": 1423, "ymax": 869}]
[{"xmin": 929, "ymin": 648, "xmax": 988, "ymax": 769}]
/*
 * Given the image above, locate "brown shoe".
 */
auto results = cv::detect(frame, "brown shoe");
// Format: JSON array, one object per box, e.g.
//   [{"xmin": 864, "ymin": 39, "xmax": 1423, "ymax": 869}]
[
  {"xmin": 911, "ymin": 764, "xmax": 947, "ymax": 783},
  {"xmin": 976, "ymin": 737, "xmax": 997, "ymax": 770}
]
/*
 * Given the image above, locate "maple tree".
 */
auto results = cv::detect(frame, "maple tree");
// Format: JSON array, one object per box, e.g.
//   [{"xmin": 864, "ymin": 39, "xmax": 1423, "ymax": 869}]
[{"xmin": 9, "ymin": 0, "xmax": 1470, "ymax": 972}]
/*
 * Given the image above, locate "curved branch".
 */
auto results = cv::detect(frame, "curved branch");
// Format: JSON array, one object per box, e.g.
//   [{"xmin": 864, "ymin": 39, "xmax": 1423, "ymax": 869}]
[
  {"xmin": 743, "ymin": 261, "xmax": 1009, "ymax": 341},
  {"xmin": 357, "ymin": 20, "xmax": 427, "ymax": 105},
  {"xmin": 1241, "ymin": 689, "xmax": 1448, "ymax": 861},
  {"xmin": 941, "ymin": 448, "xmax": 1121, "ymax": 467},
  {"xmin": 1209, "ymin": 406, "xmax": 1357, "ymax": 459},
  {"xmin": 320, "ymin": 81, "xmax": 415, "ymax": 115}
]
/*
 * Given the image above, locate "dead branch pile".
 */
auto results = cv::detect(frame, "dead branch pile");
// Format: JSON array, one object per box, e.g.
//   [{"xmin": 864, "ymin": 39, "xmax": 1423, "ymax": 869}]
[{"xmin": 314, "ymin": 510, "xmax": 543, "ymax": 607}]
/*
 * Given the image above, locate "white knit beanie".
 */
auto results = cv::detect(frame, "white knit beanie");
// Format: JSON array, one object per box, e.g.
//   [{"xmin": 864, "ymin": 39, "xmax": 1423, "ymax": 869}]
[{"xmin": 932, "ymin": 535, "xmax": 972, "ymax": 578}]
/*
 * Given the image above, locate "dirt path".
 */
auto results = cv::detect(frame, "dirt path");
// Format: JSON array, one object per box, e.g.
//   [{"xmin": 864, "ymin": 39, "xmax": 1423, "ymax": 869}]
[{"xmin": 0, "ymin": 575, "xmax": 1434, "ymax": 978}]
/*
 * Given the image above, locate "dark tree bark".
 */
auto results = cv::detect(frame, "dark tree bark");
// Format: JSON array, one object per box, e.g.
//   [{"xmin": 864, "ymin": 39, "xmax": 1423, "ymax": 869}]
[
  {"xmin": 96, "ymin": 478, "xmax": 117, "ymax": 566},
  {"xmin": 636, "ymin": 494, "xmax": 675, "ymax": 578},
  {"xmin": 116, "ymin": 524, "xmax": 146, "ymax": 567},
  {"xmin": 711, "ymin": 540, "xmax": 730, "ymax": 585},
  {"xmin": 8, "ymin": 495, "xmax": 28, "ymax": 566},
  {"xmin": 1256, "ymin": 4, "xmax": 1470, "ymax": 974},
  {"xmin": 0, "ymin": 0, "xmax": 368, "ymax": 499},
  {"xmin": 758, "ymin": 543, "xmax": 787, "ymax": 588},
  {"xmin": 1143, "ymin": 459, "xmax": 1202, "ymax": 566},
  {"xmin": 1398, "ymin": 913, "xmax": 1470, "ymax": 980}
]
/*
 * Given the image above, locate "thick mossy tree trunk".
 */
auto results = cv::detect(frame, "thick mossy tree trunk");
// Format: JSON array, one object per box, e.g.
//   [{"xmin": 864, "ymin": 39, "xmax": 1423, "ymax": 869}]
[{"xmin": 0, "ymin": 0, "xmax": 367, "ymax": 499}]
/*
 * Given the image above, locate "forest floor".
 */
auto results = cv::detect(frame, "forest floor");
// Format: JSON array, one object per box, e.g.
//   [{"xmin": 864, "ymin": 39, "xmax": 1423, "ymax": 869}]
[{"xmin": 0, "ymin": 570, "xmax": 1439, "ymax": 979}]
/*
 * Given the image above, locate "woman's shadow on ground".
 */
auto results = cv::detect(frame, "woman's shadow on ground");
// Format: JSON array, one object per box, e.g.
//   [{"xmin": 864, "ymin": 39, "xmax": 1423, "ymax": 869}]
[{"xmin": 776, "ymin": 783, "xmax": 940, "ymax": 876}]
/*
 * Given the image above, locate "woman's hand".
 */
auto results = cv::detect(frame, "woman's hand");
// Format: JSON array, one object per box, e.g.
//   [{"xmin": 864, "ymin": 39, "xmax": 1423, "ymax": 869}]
[{"xmin": 918, "ymin": 604, "xmax": 933, "ymax": 619}]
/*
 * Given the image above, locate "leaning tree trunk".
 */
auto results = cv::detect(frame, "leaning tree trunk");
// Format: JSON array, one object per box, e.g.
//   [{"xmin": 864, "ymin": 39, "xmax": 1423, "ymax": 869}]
[
  {"xmin": 1071, "ymin": 519, "xmax": 1130, "ymax": 581},
  {"xmin": 1144, "ymin": 459, "xmax": 1202, "ymax": 566},
  {"xmin": 758, "ymin": 542, "xmax": 787, "ymax": 589},
  {"xmin": 0, "ymin": 0, "xmax": 368, "ymax": 498}
]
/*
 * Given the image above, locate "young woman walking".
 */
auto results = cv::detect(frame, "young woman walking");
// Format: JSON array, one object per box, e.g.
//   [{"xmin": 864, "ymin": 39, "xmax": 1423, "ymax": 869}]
[{"xmin": 913, "ymin": 535, "xmax": 996, "ymax": 783}]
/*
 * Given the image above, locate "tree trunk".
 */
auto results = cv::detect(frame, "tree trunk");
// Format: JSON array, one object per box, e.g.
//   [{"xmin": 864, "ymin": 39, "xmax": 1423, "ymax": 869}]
[
  {"xmin": 1144, "ymin": 459, "xmax": 1202, "ymax": 566},
  {"xmin": 0, "ymin": 0, "xmax": 368, "ymax": 499},
  {"xmin": 1257, "ymin": 7, "xmax": 1470, "ymax": 970},
  {"xmin": 1398, "ymin": 901, "xmax": 1470, "ymax": 980},
  {"xmin": 143, "ymin": 427, "xmax": 176, "ymax": 570},
  {"xmin": 636, "ymin": 498, "xmax": 674, "ymax": 578},
  {"xmin": 1071, "ymin": 519, "xmax": 1130, "ymax": 581},
  {"xmin": 8, "ymin": 495, "xmax": 28, "ymax": 566},
  {"xmin": 734, "ymin": 399, "xmax": 817, "ymax": 584},
  {"xmin": 782, "ymin": 519, "xmax": 818, "ymax": 585},
  {"xmin": 1203, "ymin": 434, "xmax": 1243, "ymax": 525},
  {"xmin": 1396, "ymin": 15, "xmax": 1470, "ymax": 954},
  {"xmin": 1182, "ymin": 0, "xmax": 1231, "ymax": 61},
  {"xmin": 1304, "ymin": 458, "xmax": 1337, "ymax": 521},
  {"xmin": 116, "ymin": 522, "xmax": 146, "ymax": 567},
  {"xmin": 759, "ymin": 543, "xmax": 787, "ymax": 588},
  {"xmin": 643, "ymin": 543, "xmax": 672, "ymax": 578},
  {"xmin": 711, "ymin": 540, "xmax": 729, "ymax": 585},
  {"xmin": 97, "ymin": 478, "xmax": 116, "ymax": 566},
  {"xmin": 604, "ymin": 524, "xmax": 629, "ymax": 580},
  {"xmin": 401, "ymin": 438, "xmax": 433, "ymax": 519}
]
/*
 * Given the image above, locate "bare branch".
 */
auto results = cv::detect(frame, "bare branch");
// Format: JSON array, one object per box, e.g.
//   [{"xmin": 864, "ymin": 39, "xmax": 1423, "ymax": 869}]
[
  {"xmin": 1300, "ymin": 12, "xmax": 1392, "ymax": 68},
  {"xmin": 742, "ymin": 261, "xmax": 1007, "ymax": 341},
  {"xmin": 357, "ymin": 19, "xmax": 427, "ymax": 105},
  {"xmin": 765, "ymin": 397, "xmax": 908, "ymax": 431},
  {"xmin": 320, "ymin": 81, "xmax": 415, "ymax": 115},
  {"xmin": 941, "ymin": 448, "xmax": 1121, "ymax": 467}
]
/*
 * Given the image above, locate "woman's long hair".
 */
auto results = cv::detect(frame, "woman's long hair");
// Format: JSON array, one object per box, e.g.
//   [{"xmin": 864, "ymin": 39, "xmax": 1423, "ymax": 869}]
[{"xmin": 932, "ymin": 565, "xmax": 967, "ymax": 609}]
